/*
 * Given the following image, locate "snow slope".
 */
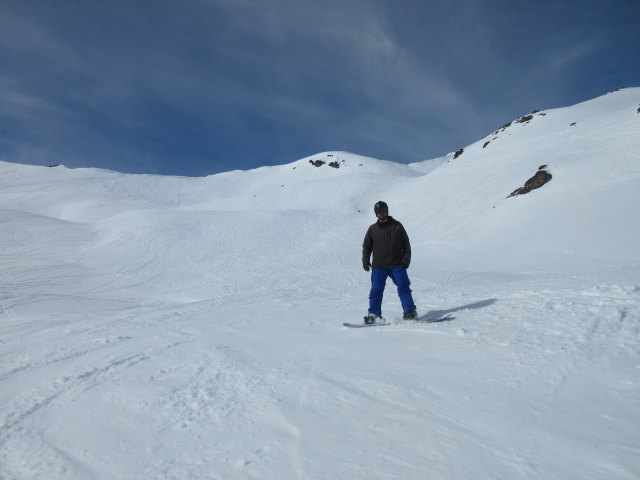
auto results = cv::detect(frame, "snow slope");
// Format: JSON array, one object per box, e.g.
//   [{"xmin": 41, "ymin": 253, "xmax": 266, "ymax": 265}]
[{"xmin": 1, "ymin": 88, "xmax": 639, "ymax": 479}]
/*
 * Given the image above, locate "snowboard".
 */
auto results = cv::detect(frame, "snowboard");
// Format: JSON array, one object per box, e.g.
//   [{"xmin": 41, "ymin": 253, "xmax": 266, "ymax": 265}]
[
  {"xmin": 343, "ymin": 313, "xmax": 453, "ymax": 328},
  {"xmin": 414, "ymin": 313, "xmax": 454, "ymax": 323},
  {"xmin": 342, "ymin": 320, "xmax": 391, "ymax": 328}
]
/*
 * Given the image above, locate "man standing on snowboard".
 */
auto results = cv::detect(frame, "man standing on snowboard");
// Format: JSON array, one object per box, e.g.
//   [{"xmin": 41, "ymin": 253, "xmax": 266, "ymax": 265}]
[{"xmin": 362, "ymin": 201, "xmax": 417, "ymax": 324}]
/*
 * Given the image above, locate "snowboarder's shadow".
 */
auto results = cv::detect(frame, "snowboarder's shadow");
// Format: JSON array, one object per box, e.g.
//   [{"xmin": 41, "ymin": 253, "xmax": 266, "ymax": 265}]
[{"xmin": 419, "ymin": 299, "xmax": 497, "ymax": 322}]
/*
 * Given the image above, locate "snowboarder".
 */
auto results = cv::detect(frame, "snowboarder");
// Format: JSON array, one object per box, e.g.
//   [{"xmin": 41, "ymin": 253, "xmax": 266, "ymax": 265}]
[{"xmin": 362, "ymin": 201, "xmax": 417, "ymax": 324}]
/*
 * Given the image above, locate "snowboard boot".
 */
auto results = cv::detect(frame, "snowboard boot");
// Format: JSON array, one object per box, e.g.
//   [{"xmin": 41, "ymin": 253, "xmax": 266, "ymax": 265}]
[
  {"xmin": 364, "ymin": 313, "xmax": 382, "ymax": 325},
  {"xmin": 403, "ymin": 309, "xmax": 418, "ymax": 320}
]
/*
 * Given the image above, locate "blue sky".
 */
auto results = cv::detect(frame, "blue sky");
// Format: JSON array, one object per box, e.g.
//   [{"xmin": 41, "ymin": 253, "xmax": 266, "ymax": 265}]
[{"xmin": 1, "ymin": 0, "xmax": 638, "ymax": 176}]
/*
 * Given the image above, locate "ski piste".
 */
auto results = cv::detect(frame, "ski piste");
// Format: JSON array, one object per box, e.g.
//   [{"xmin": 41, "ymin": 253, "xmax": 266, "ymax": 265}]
[{"xmin": 343, "ymin": 313, "xmax": 453, "ymax": 328}]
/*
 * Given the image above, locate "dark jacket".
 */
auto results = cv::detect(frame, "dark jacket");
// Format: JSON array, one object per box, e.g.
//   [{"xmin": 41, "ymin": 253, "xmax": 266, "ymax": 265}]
[{"xmin": 362, "ymin": 216, "xmax": 411, "ymax": 269}]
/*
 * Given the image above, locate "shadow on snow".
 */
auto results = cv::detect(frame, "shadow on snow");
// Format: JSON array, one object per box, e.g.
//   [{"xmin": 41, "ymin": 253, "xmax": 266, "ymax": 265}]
[{"xmin": 420, "ymin": 299, "xmax": 497, "ymax": 322}]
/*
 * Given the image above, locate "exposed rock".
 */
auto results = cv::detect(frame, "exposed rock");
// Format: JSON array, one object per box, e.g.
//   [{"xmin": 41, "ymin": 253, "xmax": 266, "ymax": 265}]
[
  {"xmin": 507, "ymin": 168, "xmax": 552, "ymax": 198},
  {"xmin": 453, "ymin": 148, "xmax": 464, "ymax": 159},
  {"xmin": 328, "ymin": 161, "xmax": 340, "ymax": 169},
  {"xmin": 309, "ymin": 159, "xmax": 325, "ymax": 167},
  {"xmin": 495, "ymin": 121, "xmax": 512, "ymax": 135}
]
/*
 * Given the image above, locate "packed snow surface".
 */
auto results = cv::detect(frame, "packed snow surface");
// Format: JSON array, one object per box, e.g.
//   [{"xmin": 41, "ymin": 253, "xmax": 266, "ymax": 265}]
[{"xmin": 1, "ymin": 89, "xmax": 640, "ymax": 479}]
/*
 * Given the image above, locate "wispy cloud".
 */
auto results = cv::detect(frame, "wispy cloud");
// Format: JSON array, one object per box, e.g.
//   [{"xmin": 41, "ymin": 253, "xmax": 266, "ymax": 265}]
[{"xmin": 0, "ymin": 0, "xmax": 638, "ymax": 175}]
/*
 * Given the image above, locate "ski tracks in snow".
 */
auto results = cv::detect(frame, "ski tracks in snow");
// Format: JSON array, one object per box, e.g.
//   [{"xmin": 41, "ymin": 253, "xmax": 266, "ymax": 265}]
[{"xmin": 411, "ymin": 274, "xmax": 640, "ymax": 479}]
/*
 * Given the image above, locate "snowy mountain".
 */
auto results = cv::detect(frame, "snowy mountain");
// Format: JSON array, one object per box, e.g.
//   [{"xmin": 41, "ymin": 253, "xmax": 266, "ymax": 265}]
[{"xmin": 1, "ymin": 88, "xmax": 639, "ymax": 479}]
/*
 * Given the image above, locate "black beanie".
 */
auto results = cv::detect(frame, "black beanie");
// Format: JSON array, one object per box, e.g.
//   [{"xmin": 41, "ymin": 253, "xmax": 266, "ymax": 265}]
[{"xmin": 374, "ymin": 201, "xmax": 388, "ymax": 214}]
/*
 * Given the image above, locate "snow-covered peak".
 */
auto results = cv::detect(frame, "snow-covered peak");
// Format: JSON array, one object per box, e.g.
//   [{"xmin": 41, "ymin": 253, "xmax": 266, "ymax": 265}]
[{"xmin": 1, "ymin": 88, "xmax": 639, "ymax": 269}]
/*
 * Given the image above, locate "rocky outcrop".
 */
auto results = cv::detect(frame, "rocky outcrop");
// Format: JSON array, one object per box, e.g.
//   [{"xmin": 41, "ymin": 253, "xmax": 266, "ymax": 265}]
[{"xmin": 508, "ymin": 165, "xmax": 552, "ymax": 198}]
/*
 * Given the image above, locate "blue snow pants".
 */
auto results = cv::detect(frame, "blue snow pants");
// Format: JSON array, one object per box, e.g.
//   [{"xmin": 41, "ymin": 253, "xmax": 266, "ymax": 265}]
[{"xmin": 368, "ymin": 267, "xmax": 416, "ymax": 316}]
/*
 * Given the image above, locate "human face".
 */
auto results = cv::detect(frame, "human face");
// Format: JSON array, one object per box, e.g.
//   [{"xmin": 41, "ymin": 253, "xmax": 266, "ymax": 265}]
[{"xmin": 376, "ymin": 211, "xmax": 389, "ymax": 222}]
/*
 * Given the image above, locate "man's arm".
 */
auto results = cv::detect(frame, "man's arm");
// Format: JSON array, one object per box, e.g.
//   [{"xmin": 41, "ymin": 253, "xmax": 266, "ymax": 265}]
[
  {"xmin": 362, "ymin": 227, "xmax": 373, "ymax": 270},
  {"xmin": 400, "ymin": 225, "xmax": 411, "ymax": 268}
]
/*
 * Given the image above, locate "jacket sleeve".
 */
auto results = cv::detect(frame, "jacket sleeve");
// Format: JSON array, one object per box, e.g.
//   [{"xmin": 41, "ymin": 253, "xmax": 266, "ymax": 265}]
[
  {"xmin": 400, "ymin": 224, "xmax": 411, "ymax": 267},
  {"xmin": 362, "ymin": 227, "xmax": 373, "ymax": 266}
]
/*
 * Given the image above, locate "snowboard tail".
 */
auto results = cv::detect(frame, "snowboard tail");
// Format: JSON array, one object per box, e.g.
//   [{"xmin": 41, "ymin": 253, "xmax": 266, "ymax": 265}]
[{"xmin": 415, "ymin": 313, "xmax": 454, "ymax": 323}]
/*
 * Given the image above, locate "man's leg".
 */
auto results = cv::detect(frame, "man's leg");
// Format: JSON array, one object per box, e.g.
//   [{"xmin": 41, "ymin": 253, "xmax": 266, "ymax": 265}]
[
  {"xmin": 390, "ymin": 267, "xmax": 416, "ymax": 313},
  {"xmin": 368, "ymin": 268, "xmax": 389, "ymax": 316}
]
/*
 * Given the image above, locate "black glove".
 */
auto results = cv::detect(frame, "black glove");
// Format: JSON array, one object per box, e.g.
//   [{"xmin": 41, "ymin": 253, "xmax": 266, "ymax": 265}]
[{"xmin": 363, "ymin": 262, "xmax": 371, "ymax": 272}]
